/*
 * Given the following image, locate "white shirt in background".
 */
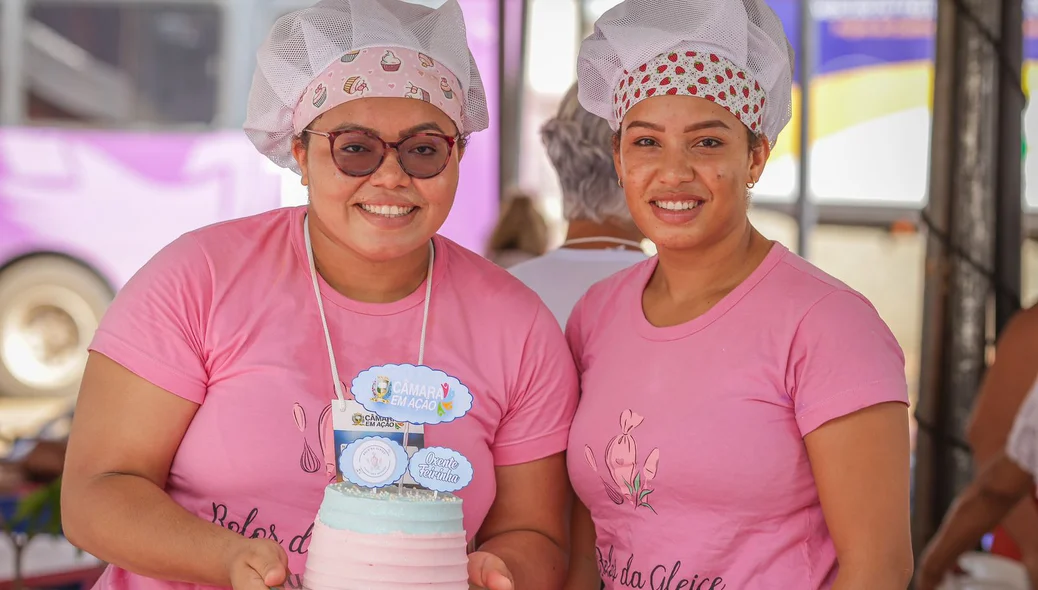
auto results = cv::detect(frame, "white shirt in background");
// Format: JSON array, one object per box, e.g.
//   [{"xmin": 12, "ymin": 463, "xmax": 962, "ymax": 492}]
[{"xmin": 509, "ymin": 247, "xmax": 648, "ymax": 329}]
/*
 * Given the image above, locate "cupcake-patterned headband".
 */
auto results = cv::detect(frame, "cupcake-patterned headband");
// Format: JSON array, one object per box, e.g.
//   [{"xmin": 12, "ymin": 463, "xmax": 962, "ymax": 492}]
[
  {"xmin": 293, "ymin": 46, "xmax": 466, "ymax": 135},
  {"xmin": 614, "ymin": 50, "xmax": 767, "ymax": 136}
]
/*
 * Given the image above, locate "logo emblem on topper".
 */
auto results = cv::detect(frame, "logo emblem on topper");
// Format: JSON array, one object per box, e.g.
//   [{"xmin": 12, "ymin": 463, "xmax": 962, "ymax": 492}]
[{"xmin": 371, "ymin": 375, "xmax": 391, "ymax": 403}]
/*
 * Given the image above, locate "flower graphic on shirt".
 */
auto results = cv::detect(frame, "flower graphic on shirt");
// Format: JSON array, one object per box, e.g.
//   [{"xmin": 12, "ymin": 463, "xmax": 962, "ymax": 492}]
[{"xmin": 584, "ymin": 410, "xmax": 660, "ymax": 514}]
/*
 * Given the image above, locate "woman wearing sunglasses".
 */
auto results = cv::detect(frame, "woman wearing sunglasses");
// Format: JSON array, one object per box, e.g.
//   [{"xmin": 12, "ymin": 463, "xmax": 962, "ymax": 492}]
[{"xmin": 58, "ymin": 1, "xmax": 577, "ymax": 589}]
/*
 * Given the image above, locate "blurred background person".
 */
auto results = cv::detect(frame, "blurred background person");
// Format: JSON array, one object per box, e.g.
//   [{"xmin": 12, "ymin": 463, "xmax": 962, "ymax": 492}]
[
  {"xmin": 965, "ymin": 303, "xmax": 1038, "ymax": 569},
  {"xmin": 486, "ymin": 191, "xmax": 550, "ymax": 268},
  {"xmin": 509, "ymin": 83, "xmax": 646, "ymax": 327},
  {"xmin": 918, "ymin": 373, "xmax": 1038, "ymax": 589}
]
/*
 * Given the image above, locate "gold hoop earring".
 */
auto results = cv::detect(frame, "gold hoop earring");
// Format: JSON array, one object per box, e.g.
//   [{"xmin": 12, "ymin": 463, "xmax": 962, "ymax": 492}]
[{"xmin": 617, "ymin": 178, "xmax": 624, "ymax": 188}]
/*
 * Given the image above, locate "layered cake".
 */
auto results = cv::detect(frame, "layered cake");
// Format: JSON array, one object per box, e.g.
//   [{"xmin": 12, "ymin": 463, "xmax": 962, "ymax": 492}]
[{"xmin": 303, "ymin": 483, "xmax": 468, "ymax": 589}]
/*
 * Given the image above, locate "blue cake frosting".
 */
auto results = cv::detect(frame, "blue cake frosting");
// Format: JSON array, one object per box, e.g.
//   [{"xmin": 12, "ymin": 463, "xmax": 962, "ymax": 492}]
[{"xmin": 317, "ymin": 482, "xmax": 464, "ymax": 535}]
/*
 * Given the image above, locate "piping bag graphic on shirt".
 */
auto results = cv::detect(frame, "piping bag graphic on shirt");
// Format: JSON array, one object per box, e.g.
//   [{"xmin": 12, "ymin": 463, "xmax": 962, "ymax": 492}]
[{"xmin": 584, "ymin": 409, "xmax": 660, "ymax": 513}]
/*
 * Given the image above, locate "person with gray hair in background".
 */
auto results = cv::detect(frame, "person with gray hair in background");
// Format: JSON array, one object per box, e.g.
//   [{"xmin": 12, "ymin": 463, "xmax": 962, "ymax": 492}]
[{"xmin": 509, "ymin": 83, "xmax": 646, "ymax": 328}]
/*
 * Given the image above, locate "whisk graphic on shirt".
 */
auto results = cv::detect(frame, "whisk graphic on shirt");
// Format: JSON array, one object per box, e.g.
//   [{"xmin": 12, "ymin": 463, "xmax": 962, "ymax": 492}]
[
  {"xmin": 584, "ymin": 409, "xmax": 660, "ymax": 514},
  {"xmin": 293, "ymin": 401, "xmax": 334, "ymax": 481}
]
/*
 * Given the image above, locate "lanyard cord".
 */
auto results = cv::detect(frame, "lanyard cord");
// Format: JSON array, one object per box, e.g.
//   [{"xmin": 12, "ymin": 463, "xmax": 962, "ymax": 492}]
[{"xmin": 303, "ymin": 214, "xmax": 434, "ymax": 411}]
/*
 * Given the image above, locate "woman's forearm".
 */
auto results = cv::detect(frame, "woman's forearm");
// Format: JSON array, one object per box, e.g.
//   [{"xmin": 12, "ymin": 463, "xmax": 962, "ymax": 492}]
[
  {"xmin": 833, "ymin": 561, "xmax": 913, "ymax": 590},
  {"xmin": 480, "ymin": 530, "xmax": 567, "ymax": 589},
  {"xmin": 565, "ymin": 498, "xmax": 601, "ymax": 590},
  {"xmin": 924, "ymin": 482, "xmax": 1021, "ymax": 576},
  {"xmin": 565, "ymin": 559, "xmax": 602, "ymax": 590},
  {"xmin": 62, "ymin": 473, "xmax": 251, "ymax": 586},
  {"xmin": 1001, "ymin": 497, "xmax": 1038, "ymax": 556}
]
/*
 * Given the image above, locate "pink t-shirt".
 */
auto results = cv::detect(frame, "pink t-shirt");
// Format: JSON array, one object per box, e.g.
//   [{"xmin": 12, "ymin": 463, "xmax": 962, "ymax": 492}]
[
  {"xmin": 566, "ymin": 243, "xmax": 908, "ymax": 590},
  {"xmin": 87, "ymin": 206, "xmax": 578, "ymax": 589}
]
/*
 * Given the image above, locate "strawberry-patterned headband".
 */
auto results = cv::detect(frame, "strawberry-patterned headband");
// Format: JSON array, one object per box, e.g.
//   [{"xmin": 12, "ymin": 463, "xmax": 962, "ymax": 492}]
[{"xmin": 614, "ymin": 50, "xmax": 767, "ymax": 136}]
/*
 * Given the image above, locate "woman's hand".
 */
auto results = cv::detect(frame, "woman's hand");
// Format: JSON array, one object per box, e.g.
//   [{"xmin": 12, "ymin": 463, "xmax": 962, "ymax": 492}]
[
  {"xmin": 226, "ymin": 538, "xmax": 290, "ymax": 590},
  {"xmin": 468, "ymin": 551, "xmax": 514, "ymax": 590}
]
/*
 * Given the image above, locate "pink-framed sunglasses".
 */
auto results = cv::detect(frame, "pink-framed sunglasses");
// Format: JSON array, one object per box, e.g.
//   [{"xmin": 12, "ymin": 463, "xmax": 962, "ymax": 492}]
[{"xmin": 305, "ymin": 129, "xmax": 459, "ymax": 179}]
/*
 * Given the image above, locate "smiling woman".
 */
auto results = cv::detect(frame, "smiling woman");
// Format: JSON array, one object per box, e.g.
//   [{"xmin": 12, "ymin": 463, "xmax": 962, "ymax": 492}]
[
  {"xmin": 295, "ymin": 96, "xmax": 467, "ymax": 296},
  {"xmin": 563, "ymin": 1, "xmax": 913, "ymax": 589},
  {"xmin": 58, "ymin": 1, "xmax": 578, "ymax": 590},
  {"xmin": 614, "ymin": 110, "xmax": 767, "ymax": 253}
]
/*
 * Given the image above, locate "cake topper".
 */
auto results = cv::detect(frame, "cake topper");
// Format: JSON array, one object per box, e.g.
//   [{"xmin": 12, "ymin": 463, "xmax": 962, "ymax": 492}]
[
  {"xmin": 408, "ymin": 447, "xmax": 474, "ymax": 493},
  {"xmin": 338, "ymin": 436, "xmax": 409, "ymax": 489},
  {"xmin": 342, "ymin": 363, "xmax": 475, "ymax": 495},
  {"xmin": 352, "ymin": 364, "xmax": 474, "ymax": 424}
]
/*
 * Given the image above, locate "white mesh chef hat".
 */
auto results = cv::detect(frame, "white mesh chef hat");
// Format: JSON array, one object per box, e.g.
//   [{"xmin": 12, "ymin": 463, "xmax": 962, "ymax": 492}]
[
  {"xmin": 577, "ymin": 0, "xmax": 794, "ymax": 145},
  {"xmin": 245, "ymin": 0, "xmax": 489, "ymax": 173}
]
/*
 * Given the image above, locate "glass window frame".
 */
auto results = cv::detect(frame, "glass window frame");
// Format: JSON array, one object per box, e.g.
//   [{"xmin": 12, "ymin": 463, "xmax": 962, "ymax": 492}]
[{"xmin": 17, "ymin": 0, "xmax": 229, "ymax": 131}]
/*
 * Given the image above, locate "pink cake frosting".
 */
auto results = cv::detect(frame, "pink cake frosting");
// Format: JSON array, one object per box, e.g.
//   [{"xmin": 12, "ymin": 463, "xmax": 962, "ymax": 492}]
[{"xmin": 304, "ymin": 521, "xmax": 468, "ymax": 589}]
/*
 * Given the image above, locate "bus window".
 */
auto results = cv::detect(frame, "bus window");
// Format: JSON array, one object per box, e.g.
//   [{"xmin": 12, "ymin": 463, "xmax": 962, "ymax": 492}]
[{"xmin": 22, "ymin": 1, "xmax": 222, "ymax": 127}]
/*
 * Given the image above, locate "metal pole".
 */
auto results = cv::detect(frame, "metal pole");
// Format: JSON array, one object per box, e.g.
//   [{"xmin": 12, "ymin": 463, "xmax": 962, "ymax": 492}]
[
  {"xmin": 498, "ymin": 0, "xmax": 528, "ymax": 198},
  {"xmin": 912, "ymin": 0, "xmax": 1004, "ymax": 563},
  {"xmin": 217, "ymin": 0, "xmax": 247, "ymax": 128},
  {"xmin": 995, "ymin": 0, "xmax": 1024, "ymax": 334},
  {"xmin": 0, "ymin": 0, "xmax": 27, "ymax": 125},
  {"xmin": 577, "ymin": 0, "xmax": 588, "ymax": 41},
  {"xmin": 912, "ymin": 1, "xmax": 959, "ymax": 560},
  {"xmin": 794, "ymin": 0, "xmax": 815, "ymax": 257}
]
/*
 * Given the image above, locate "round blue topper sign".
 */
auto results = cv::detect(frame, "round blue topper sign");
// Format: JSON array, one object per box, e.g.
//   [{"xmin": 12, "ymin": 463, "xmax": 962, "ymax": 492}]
[
  {"xmin": 339, "ymin": 436, "xmax": 409, "ymax": 489},
  {"xmin": 352, "ymin": 364, "xmax": 474, "ymax": 425}
]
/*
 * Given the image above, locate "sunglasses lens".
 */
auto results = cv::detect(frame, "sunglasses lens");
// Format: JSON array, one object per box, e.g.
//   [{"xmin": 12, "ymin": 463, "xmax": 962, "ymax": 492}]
[
  {"xmin": 332, "ymin": 132, "xmax": 385, "ymax": 176},
  {"xmin": 330, "ymin": 132, "xmax": 453, "ymax": 178},
  {"xmin": 398, "ymin": 135, "xmax": 453, "ymax": 179}
]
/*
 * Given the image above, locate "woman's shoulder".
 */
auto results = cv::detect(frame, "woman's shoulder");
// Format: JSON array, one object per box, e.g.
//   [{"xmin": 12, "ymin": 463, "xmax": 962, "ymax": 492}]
[
  {"xmin": 763, "ymin": 244, "xmax": 879, "ymax": 318},
  {"xmin": 155, "ymin": 207, "xmax": 300, "ymax": 276},
  {"xmin": 998, "ymin": 302, "xmax": 1038, "ymax": 349},
  {"xmin": 752, "ymin": 249, "xmax": 906, "ymax": 380},
  {"xmin": 769, "ymin": 245, "xmax": 855, "ymax": 293},
  {"xmin": 185, "ymin": 206, "xmax": 301, "ymax": 255},
  {"xmin": 122, "ymin": 206, "xmax": 301, "ymax": 302}
]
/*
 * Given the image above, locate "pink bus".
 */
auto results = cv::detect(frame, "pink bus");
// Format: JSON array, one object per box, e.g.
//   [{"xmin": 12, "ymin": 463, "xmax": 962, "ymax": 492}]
[{"xmin": 0, "ymin": 0, "xmax": 501, "ymax": 399}]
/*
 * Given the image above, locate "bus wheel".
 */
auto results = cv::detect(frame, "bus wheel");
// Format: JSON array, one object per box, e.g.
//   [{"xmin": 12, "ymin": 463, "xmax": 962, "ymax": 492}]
[{"xmin": 0, "ymin": 256, "xmax": 113, "ymax": 398}]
